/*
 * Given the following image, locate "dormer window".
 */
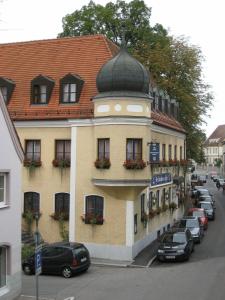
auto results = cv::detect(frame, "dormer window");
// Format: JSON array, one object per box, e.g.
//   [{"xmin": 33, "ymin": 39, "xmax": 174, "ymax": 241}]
[
  {"xmin": 0, "ymin": 77, "xmax": 15, "ymax": 104},
  {"xmin": 60, "ymin": 73, "xmax": 84, "ymax": 104},
  {"xmin": 31, "ymin": 75, "xmax": 54, "ymax": 104}
]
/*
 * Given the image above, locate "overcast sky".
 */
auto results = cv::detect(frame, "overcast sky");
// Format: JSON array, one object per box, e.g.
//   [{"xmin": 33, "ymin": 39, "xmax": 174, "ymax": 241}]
[{"xmin": 0, "ymin": 0, "xmax": 224, "ymax": 137}]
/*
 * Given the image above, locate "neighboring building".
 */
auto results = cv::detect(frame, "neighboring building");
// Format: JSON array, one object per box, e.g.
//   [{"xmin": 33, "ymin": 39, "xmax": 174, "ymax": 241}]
[
  {"xmin": 0, "ymin": 91, "xmax": 23, "ymax": 299},
  {"xmin": 203, "ymin": 125, "xmax": 225, "ymax": 166},
  {"xmin": 0, "ymin": 35, "xmax": 186, "ymax": 261}
]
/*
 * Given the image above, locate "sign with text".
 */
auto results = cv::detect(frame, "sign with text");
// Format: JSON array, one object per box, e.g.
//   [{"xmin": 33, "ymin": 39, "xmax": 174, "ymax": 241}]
[
  {"xmin": 149, "ymin": 142, "xmax": 160, "ymax": 162},
  {"xmin": 151, "ymin": 173, "xmax": 172, "ymax": 187},
  {"xmin": 35, "ymin": 245, "xmax": 42, "ymax": 275}
]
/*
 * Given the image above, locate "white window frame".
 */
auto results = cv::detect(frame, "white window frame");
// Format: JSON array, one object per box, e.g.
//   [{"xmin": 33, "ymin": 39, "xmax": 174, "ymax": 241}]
[{"xmin": 0, "ymin": 173, "xmax": 6, "ymax": 207}]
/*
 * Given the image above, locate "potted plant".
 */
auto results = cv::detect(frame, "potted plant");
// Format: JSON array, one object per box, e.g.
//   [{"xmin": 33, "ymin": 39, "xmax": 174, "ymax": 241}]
[
  {"xmin": 169, "ymin": 202, "xmax": 178, "ymax": 212},
  {"xmin": 155, "ymin": 206, "xmax": 162, "ymax": 215},
  {"xmin": 149, "ymin": 208, "xmax": 156, "ymax": 219},
  {"xmin": 50, "ymin": 212, "xmax": 69, "ymax": 241},
  {"xmin": 52, "ymin": 158, "xmax": 70, "ymax": 168},
  {"xmin": 123, "ymin": 159, "xmax": 146, "ymax": 170},
  {"xmin": 141, "ymin": 212, "xmax": 149, "ymax": 227},
  {"xmin": 94, "ymin": 158, "xmax": 111, "ymax": 169},
  {"xmin": 24, "ymin": 159, "xmax": 42, "ymax": 174},
  {"xmin": 81, "ymin": 213, "xmax": 104, "ymax": 225},
  {"xmin": 22, "ymin": 210, "xmax": 41, "ymax": 234}
]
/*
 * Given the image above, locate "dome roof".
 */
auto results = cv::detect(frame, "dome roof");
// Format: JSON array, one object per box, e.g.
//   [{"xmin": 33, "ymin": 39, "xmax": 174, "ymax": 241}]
[{"xmin": 95, "ymin": 48, "xmax": 150, "ymax": 99}]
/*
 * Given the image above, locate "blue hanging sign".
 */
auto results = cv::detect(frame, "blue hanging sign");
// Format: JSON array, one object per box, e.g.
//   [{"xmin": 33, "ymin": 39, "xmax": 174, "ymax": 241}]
[
  {"xmin": 149, "ymin": 142, "xmax": 160, "ymax": 162},
  {"xmin": 151, "ymin": 173, "xmax": 172, "ymax": 186}
]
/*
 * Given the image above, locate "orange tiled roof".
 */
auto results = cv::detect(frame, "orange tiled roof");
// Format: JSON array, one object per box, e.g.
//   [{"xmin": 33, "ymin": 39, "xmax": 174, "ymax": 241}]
[
  {"xmin": 151, "ymin": 110, "xmax": 185, "ymax": 133},
  {"xmin": 0, "ymin": 35, "xmax": 119, "ymax": 120},
  {"xmin": 0, "ymin": 34, "xmax": 185, "ymax": 132}
]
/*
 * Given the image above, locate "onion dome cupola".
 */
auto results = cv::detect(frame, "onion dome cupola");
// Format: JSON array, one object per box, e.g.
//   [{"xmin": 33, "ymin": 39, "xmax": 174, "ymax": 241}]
[{"xmin": 95, "ymin": 48, "xmax": 151, "ymax": 99}]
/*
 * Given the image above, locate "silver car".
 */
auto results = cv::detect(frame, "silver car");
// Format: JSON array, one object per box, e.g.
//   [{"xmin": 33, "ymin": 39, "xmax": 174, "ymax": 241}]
[{"xmin": 178, "ymin": 216, "xmax": 204, "ymax": 243}]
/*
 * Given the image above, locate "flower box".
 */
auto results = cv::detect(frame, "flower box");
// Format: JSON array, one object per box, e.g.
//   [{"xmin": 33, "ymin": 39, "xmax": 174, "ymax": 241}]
[
  {"xmin": 50, "ymin": 212, "xmax": 69, "ymax": 221},
  {"xmin": 52, "ymin": 158, "xmax": 70, "ymax": 168},
  {"xmin": 94, "ymin": 158, "xmax": 111, "ymax": 169},
  {"xmin": 81, "ymin": 213, "xmax": 104, "ymax": 225},
  {"xmin": 123, "ymin": 159, "xmax": 146, "ymax": 170},
  {"xmin": 169, "ymin": 159, "xmax": 178, "ymax": 166},
  {"xmin": 24, "ymin": 159, "xmax": 42, "ymax": 167}
]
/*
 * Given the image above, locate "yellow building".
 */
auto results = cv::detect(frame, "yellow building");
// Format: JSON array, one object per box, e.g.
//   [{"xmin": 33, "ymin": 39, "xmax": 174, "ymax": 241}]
[{"xmin": 0, "ymin": 35, "xmax": 186, "ymax": 261}]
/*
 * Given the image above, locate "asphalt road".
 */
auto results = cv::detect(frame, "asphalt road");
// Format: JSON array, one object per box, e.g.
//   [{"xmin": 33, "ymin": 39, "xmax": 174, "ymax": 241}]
[{"xmin": 21, "ymin": 176, "xmax": 225, "ymax": 300}]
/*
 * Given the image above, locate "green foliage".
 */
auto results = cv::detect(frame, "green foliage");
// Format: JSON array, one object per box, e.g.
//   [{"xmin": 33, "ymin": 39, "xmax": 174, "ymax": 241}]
[
  {"xmin": 22, "ymin": 244, "xmax": 35, "ymax": 260},
  {"xmin": 22, "ymin": 211, "xmax": 34, "ymax": 234},
  {"xmin": 58, "ymin": 214, "xmax": 69, "ymax": 241},
  {"xmin": 58, "ymin": 0, "xmax": 214, "ymax": 162},
  {"xmin": 214, "ymin": 158, "xmax": 222, "ymax": 168}
]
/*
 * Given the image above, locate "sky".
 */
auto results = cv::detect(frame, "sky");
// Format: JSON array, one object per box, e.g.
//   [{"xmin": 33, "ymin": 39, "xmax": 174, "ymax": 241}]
[{"xmin": 0, "ymin": 0, "xmax": 224, "ymax": 137}]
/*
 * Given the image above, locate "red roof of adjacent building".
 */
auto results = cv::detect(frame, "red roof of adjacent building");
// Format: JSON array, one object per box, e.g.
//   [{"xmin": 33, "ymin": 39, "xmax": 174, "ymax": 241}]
[
  {"xmin": 204, "ymin": 124, "xmax": 225, "ymax": 146},
  {"xmin": 0, "ymin": 34, "xmax": 185, "ymax": 133}
]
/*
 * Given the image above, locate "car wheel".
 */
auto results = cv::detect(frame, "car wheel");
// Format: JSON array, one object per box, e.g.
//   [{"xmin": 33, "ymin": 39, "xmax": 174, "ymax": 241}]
[
  {"xmin": 23, "ymin": 264, "xmax": 32, "ymax": 275},
  {"xmin": 62, "ymin": 266, "xmax": 72, "ymax": 278}
]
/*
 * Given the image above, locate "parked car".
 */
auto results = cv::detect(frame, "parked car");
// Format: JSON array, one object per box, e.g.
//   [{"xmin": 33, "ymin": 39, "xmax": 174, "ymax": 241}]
[
  {"xmin": 178, "ymin": 216, "xmax": 204, "ymax": 243},
  {"xmin": 22, "ymin": 242, "xmax": 91, "ymax": 278},
  {"xmin": 187, "ymin": 208, "xmax": 208, "ymax": 230},
  {"xmin": 198, "ymin": 195, "xmax": 215, "ymax": 207},
  {"xmin": 157, "ymin": 228, "xmax": 194, "ymax": 262},
  {"xmin": 216, "ymin": 178, "xmax": 225, "ymax": 187},
  {"xmin": 197, "ymin": 201, "xmax": 215, "ymax": 220}
]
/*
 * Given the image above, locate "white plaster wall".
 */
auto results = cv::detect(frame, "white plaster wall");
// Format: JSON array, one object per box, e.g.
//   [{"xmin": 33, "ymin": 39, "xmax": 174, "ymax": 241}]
[{"xmin": 0, "ymin": 108, "xmax": 22, "ymax": 299}]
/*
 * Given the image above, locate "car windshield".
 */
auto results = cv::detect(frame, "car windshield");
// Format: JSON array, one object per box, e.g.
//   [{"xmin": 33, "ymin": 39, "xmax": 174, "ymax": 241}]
[
  {"xmin": 200, "ymin": 203, "xmax": 212, "ymax": 210},
  {"xmin": 180, "ymin": 219, "xmax": 198, "ymax": 228},
  {"xmin": 192, "ymin": 211, "xmax": 204, "ymax": 217},
  {"xmin": 162, "ymin": 233, "xmax": 186, "ymax": 244}
]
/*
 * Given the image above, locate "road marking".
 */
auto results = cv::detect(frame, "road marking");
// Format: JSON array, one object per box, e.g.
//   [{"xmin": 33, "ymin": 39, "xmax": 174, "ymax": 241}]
[{"xmin": 20, "ymin": 295, "xmax": 54, "ymax": 300}]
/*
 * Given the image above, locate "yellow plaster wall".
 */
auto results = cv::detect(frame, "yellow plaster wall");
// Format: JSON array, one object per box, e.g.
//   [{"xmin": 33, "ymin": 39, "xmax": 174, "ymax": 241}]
[
  {"xmin": 94, "ymin": 98, "xmax": 151, "ymax": 118},
  {"xmin": 17, "ymin": 127, "xmax": 71, "ymax": 242}
]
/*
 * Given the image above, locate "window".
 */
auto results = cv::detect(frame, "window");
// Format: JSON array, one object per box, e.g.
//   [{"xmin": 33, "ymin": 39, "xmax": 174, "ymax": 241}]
[
  {"xmin": 158, "ymin": 96, "xmax": 162, "ymax": 111},
  {"xmin": 25, "ymin": 140, "xmax": 41, "ymax": 161},
  {"xmin": 141, "ymin": 194, "xmax": 145, "ymax": 220},
  {"xmin": 174, "ymin": 145, "xmax": 177, "ymax": 160},
  {"xmin": 24, "ymin": 192, "xmax": 40, "ymax": 214},
  {"xmin": 0, "ymin": 247, "xmax": 6, "ymax": 288},
  {"xmin": 162, "ymin": 144, "xmax": 166, "ymax": 161},
  {"xmin": 55, "ymin": 193, "xmax": 70, "ymax": 216},
  {"xmin": 148, "ymin": 192, "xmax": 153, "ymax": 210},
  {"xmin": 180, "ymin": 146, "xmax": 183, "ymax": 160},
  {"xmin": 156, "ymin": 190, "xmax": 160, "ymax": 208},
  {"xmin": 31, "ymin": 75, "xmax": 54, "ymax": 104},
  {"xmin": 85, "ymin": 195, "xmax": 104, "ymax": 224},
  {"xmin": 162, "ymin": 188, "xmax": 166, "ymax": 208},
  {"xmin": 0, "ymin": 87, "xmax": 7, "ymax": 102},
  {"xmin": 168, "ymin": 144, "xmax": 172, "ymax": 160},
  {"xmin": 33, "ymin": 85, "xmax": 47, "ymax": 103},
  {"xmin": 164, "ymin": 99, "xmax": 168, "ymax": 114},
  {"xmin": 134, "ymin": 214, "xmax": 137, "ymax": 234},
  {"xmin": 60, "ymin": 74, "xmax": 84, "ymax": 104},
  {"xmin": 0, "ymin": 174, "xmax": 6, "ymax": 206},
  {"xmin": 126, "ymin": 139, "xmax": 142, "ymax": 160},
  {"xmin": 62, "ymin": 83, "xmax": 76, "ymax": 103},
  {"xmin": 0, "ymin": 77, "xmax": 15, "ymax": 104},
  {"xmin": 55, "ymin": 140, "xmax": 71, "ymax": 160},
  {"xmin": 98, "ymin": 139, "xmax": 109, "ymax": 159}
]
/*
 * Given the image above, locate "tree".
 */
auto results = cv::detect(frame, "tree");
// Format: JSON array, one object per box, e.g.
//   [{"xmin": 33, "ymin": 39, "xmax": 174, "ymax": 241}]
[{"xmin": 58, "ymin": 0, "xmax": 214, "ymax": 162}]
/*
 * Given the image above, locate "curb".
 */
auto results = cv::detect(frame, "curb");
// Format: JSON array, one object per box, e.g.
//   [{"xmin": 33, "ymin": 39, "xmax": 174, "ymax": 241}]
[
  {"xmin": 91, "ymin": 261, "xmax": 131, "ymax": 268},
  {"xmin": 146, "ymin": 255, "xmax": 157, "ymax": 267}
]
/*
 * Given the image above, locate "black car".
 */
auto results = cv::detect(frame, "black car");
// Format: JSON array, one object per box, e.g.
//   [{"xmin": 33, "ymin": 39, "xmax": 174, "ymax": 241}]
[
  {"xmin": 157, "ymin": 228, "xmax": 194, "ymax": 262},
  {"xmin": 22, "ymin": 242, "xmax": 91, "ymax": 278}
]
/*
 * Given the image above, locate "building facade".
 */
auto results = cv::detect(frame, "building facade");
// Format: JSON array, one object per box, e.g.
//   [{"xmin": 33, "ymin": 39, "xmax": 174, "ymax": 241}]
[
  {"xmin": 203, "ymin": 125, "xmax": 225, "ymax": 167},
  {"xmin": 0, "ymin": 35, "xmax": 186, "ymax": 261},
  {"xmin": 0, "ymin": 92, "xmax": 23, "ymax": 299}
]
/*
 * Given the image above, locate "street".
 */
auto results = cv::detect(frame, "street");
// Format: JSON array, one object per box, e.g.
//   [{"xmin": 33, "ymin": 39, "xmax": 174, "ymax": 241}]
[{"xmin": 21, "ymin": 179, "xmax": 225, "ymax": 300}]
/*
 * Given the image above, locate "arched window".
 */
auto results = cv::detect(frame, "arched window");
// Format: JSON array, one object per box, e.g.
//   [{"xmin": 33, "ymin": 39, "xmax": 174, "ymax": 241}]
[
  {"xmin": 55, "ymin": 193, "xmax": 70, "ymax": 216},
  {"xmin": 85, "ymin": 195, "xmax": 104, "ymax": 225},
  {"xmin": 24, "ymin": 192, "xmax": 40, "ymax": 214}
]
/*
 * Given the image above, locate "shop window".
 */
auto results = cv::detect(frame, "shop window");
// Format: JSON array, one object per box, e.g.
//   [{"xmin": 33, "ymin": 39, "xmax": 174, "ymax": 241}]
[{"xmin": 140, "ymin": 194, "xmax": 145, "ymax": 220}]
